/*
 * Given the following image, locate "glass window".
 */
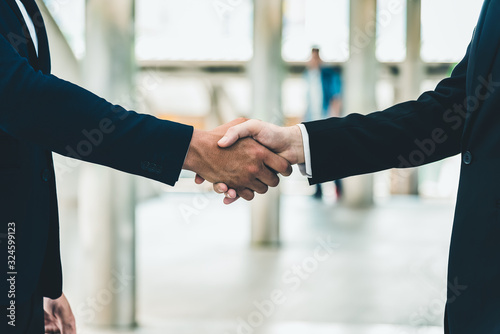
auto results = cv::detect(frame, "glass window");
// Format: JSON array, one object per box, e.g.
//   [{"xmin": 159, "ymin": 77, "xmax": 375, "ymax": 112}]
[
  {"xmin": 136, "ymin": 0, "xmax": 253, "ymax": 61},
  {"xmin": 376, "ymin": 0, "xmax": 406, "ymax": 62},
  {"xmin": 43, "ymin": 0, "xmax": 85, "ymax": 59},
  {"xmin": 421, "ymin": 0, "xmax": 484, "ymax": 62},
  {"xmin": 282, "ymin": 0, "xmax": 350, "ymax": 62}
]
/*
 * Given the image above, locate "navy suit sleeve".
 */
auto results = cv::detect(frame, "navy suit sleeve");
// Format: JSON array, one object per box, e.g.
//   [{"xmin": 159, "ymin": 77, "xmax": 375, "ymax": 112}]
[
  {"xmin": 304, "ymin": 45, "xmax": 470, "ymax": 185},
  {"xmin": 0, "ymin": 33, "xmax": 193, "ymax": 186}
]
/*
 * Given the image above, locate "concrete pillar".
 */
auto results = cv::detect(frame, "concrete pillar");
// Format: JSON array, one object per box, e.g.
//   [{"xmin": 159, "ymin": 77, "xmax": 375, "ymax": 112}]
[
  {"xmin": 250, "ymin": 0, "xmax": 284, "ymax": 245},
  {"xmin": 402, "ymin": 0, "xmax": 423, "ymax": 101},
  {"xmin": 391, "ymin": 0, "xmax": 422, "ymax": 195},
  {"xmin": 342, "ymin": 0, "xmax": 378, "ymax": 207},
  {"xmin": 79, "ymin": 0, "xmax": 136, "ymax": 327}
]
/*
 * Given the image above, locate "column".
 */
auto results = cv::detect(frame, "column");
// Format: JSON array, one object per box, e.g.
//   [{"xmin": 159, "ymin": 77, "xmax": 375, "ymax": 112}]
[
  {"xmin": 342, "ymin": 0, "xmax": 378, "ymax": 207},
  {"xmin": 250, "ymin": 0, "xmax": 284, "ymax": 245},
  {"xmin": 391, "ymin": 0, "xmax": 422, "ymax": 195},
  {"xmin": 79, "ymin": 0, "xmax": 136, "ymax": 327}
]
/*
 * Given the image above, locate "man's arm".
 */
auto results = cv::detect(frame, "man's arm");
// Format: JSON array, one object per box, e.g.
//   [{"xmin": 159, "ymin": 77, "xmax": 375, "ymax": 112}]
[
  {"xmin": 213, "ymin": 43, "xmax": 471, "ymax": 201},
  {"xmin": 0, "ymin": 34, "xmax": 291, "ymax": 197},
  {"xmin": 304, "ymin": 45, "xmax": 468, "ymax": 184},
  {"xmin": 0, "ymin": 32, "xmax": 191, "ymax": 185}
]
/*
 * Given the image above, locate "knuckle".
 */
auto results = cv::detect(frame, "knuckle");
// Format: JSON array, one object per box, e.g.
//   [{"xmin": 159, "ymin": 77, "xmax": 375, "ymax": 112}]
[
  {"xmin": 253, "ymin": 151, "xmax": 263, "ymax": 161},
  {"xmin": 247, "ymin": 164, "xmax": 260, "ymax": 176},
  {"xmin": 252, "ymin": 146, "xmax": 266, "ymax": 160},
  {"xmin": 257, "ymin": 148, "xmax": 268, "ymax": 160}
]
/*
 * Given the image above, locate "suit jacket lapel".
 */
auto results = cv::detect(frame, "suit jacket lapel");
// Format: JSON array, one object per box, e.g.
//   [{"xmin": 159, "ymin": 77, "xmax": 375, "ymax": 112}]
[
  {"xmin": 466, "ymin": 0, "xmax": 492, "ymax": 98},
  {"xmin": 471, "ymin": 0, "xmax": 500, "ymax": 88},
  {"xmin": 463, "ymin": 0, "xmax": 500, "ymax": 140},
  {"xmin": 5, "ymin": 0, "xmax": 39, "ymax": 69},
  {"xmin": 23, "ymin": 0, "xmax": 51, "ymax": 73},
  {"xmin": 5, "ymin": 0, "xmax": 27, "ymax": 29}
]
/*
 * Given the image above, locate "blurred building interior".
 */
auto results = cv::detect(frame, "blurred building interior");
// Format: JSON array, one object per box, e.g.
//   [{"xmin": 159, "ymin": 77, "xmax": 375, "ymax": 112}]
[{"xmin": 38, "ymin": 0, "xmax": 484, "ymax": 333}]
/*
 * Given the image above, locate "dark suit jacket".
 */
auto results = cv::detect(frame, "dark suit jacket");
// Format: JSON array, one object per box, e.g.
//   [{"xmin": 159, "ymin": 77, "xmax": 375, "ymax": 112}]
[
  {"xmin": 0, "ymin": 0, "xmax": 193, "ymax": 306},
  {"xmin": 304, "ymin": 0, "xmax": 500, "ymax": 332}
]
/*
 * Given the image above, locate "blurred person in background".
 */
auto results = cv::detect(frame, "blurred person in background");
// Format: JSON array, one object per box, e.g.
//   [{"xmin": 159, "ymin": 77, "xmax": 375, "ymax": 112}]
[
  {"xmin": 0, "ymin": 0, "xmax": 291, "ymax": 333},
  {"xmin": 303, "ymin": 47, "xmax": 343, "ymax": 200}
]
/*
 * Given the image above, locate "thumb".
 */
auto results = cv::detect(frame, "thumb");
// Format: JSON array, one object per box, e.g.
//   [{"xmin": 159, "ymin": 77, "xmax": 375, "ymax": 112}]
[
  {"xmin": 62, "ymin": 321, "xmax": 77, "ymax": 334},
  {"xmin": 218, "ymin": 120, "xmax": 261, "ymax": 148}
]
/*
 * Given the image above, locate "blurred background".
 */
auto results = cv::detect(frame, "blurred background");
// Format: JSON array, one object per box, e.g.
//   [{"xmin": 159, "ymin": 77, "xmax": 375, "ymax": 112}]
[{"xmin": 38, "ymin": 0, "xmax": 483, "ymax": 333}]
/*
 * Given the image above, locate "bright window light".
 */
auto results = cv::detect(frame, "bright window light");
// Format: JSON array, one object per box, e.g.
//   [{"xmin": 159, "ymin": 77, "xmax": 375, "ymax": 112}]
[
  {"xmin": 282, "ymin": 0, "xmax": 350, "ymax": 62},
  {"xmin": 136, "ymin": 0, "xmax": 253, "ymax": 61},
  {"xmin": 376, "ymin": 0, "xmax": 406, "ymax": 62},
  {"xmin": 421, "ymin": 0, "xmax": 484, "ymax": 62}
]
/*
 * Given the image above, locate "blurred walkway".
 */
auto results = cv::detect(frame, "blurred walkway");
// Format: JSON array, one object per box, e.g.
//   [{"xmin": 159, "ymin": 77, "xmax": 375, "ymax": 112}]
[{"xmin": 80, "ymin": 192, "xmax": 455, "ymax": 334}]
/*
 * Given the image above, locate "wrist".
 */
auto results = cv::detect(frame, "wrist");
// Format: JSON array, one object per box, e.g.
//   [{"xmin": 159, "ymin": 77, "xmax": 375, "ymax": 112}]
[
  {"xmin": 183, "ymin": 129, "xmax": 203, "ymax": 172},
  {"xmin": 288, "ymin": 125, "xmax": 305, "ymax": 165}
]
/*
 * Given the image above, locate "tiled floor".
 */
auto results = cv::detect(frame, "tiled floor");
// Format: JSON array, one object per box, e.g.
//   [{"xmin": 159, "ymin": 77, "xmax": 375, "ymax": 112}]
[
  {"xmin": 83, "ymin": 322, "xmax": 443, "ymax": 334},
  {"xmin": 72, "ymin": 191, "xmax": 455, "ymax": 334}
]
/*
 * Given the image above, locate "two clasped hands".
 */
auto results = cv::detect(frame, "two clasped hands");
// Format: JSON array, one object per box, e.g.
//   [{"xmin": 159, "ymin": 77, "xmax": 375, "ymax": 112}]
[{"xmin": 182, "ymin": 118, "xmax": 305, "ymax": 204}]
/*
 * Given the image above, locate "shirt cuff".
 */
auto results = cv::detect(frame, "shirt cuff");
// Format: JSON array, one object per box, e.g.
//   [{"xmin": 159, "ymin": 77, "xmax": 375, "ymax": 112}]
[{"xmin": 297, "ymin": 124, "xmax": 312, "ymax": 178}]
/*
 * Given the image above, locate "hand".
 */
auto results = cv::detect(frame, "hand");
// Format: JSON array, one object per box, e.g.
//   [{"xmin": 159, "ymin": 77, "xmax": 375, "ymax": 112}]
[
  {"xmin": 44, "ymin": 293, "xmax": 76, "ymax": 334},
  {"xmin": 219, "ymin": 119, "xmax": 305, "ymax": 164},
  {"xmin": 207, "ymin": 119, "xmax": 305, "ymax": 204},
  {"xmin": 184, "ymin": 119, "xmax": 293, "ymax": 201}
]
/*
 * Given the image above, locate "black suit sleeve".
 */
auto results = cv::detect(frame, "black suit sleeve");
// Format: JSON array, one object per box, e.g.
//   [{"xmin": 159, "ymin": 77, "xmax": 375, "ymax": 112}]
[
  {"xmin": 0, "ymin": 33, "xmax": 193, "ymax": 186},
  {"xmin": 304, "ymin": 45, "xmax": 470, "ymax": 185}
]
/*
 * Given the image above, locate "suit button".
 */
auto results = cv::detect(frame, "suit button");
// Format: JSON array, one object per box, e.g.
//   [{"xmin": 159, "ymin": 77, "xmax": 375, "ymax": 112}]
[
  {"xmin": 42, "ymin": 169, "xmax": 50, "ymax": 182},
  {"xmin": 463, "ymin": 151, "xmax": 473, "ymax": 165}
]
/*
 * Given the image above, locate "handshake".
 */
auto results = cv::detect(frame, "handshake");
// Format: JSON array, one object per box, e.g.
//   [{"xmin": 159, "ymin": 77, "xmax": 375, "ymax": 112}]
[{"xmin": 182, "ymin": 118, "xmax": 306, "ymax": 204}]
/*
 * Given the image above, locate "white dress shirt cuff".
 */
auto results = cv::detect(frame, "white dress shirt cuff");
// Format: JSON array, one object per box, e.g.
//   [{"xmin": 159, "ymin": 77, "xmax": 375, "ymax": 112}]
[{"xmin": 297, "ymin": 124, "xmax": 313, "ymax": 178}]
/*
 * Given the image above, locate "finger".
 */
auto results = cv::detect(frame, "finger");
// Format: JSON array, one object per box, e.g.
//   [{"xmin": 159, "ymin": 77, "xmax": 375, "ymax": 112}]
[
  {"xmin": 263, "ymin": 151, "xmax": 293, "ymax": 177},
  {"xmin": 256, "ymin": 167, "xmax": 281, "ymax": 188},
  {"xmin": 223, "ymin": 196, "xmax": 240, "ymax": 205},
  {"xmin": 237, "ymin": 188, "xmax": 255, "ymax": 201},
  {"xmin": 214, "ymin": 183, "xmax": 228, "ymax": 194},
  {"xmin": 44, "ymin": 311, "xmax": 58, "ymax": 330},
  {"xmin": 44, "ymin": 322, "xmax": 58, "ymax": 332},
  {"xmin": 225, "ymin": 188, "xmax": 238, "ymax": 199},
  {"xmin": 63, "ymin": 322, "xmax": 77, "ymax": 334},
  {"xmin": 195, "ymin": 174, "xmax": 205, "ymax": 184},
  {"xmin": 218, "ymin": 120, "xmax": 262, "ymax": 148},
  {"xmin": 223, "ymin": 192, "xmax": 240, "ymax": 205},
  {"xmin": 249, "ymin": 179, "xmax": 269, "ymax": 195},
  {"xmin": 44, "ymin": 322, "xmax": 60, "ymax": 333},
  {"xmin": 60, "ymin": 312, "xmax": 76, "ymax": 334},
  {"xmin": 44, "ymin": 327, "xmax": 60, "ymax": 333}
]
